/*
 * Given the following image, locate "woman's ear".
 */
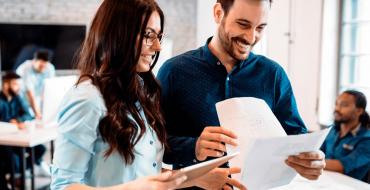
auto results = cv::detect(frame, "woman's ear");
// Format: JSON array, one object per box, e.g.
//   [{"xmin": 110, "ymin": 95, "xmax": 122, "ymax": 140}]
[{"xmin": 214, "ymin": 3, "xmax": 225, "ymax": 24}]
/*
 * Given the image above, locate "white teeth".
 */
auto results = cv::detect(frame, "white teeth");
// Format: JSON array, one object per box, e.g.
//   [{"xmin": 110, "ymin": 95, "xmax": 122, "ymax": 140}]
[
  {"xmin": 141, "ymin": 55, "xmax": 153, "ymax": 62},
  {"xmin": 236, "ymin": 41, "xmax": 249, "ymax": 49}
]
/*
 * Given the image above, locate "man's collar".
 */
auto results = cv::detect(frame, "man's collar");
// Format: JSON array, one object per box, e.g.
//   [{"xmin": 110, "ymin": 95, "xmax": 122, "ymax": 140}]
[
  {"xmin": 202, "ymin": 36, "xmax": 255, "ymax": 68},
  {"xmin": 336, "ymin": 123, "xmax": 364, "ymax": 137},
  {"xmin": 350, "ymin": 124, "xmax": 362, "ymax": 136}
]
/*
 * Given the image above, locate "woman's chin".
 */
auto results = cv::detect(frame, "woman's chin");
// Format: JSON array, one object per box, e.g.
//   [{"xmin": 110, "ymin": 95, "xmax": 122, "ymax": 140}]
[{"xmin": 136, "ymin": 64, "xmax": 151, "ymax": 73}]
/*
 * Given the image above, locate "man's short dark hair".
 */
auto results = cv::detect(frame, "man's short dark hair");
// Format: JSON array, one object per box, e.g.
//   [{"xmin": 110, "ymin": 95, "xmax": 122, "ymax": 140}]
[
  {"xmin": 34, "ymin": 50, "xmax": 50, "ymax": 62},
  {"xmin": 217, "ymin": 0, "xmax": 272, "ymax": 16},
  {"xmin": 2, "ymin": 72, "xmax": 21, "ymax": 82}
]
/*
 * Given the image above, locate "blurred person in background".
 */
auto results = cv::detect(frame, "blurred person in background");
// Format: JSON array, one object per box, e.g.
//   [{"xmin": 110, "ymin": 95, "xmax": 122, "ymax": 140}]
[
  {"xmin": 0, "ymin": 72, "xmax": 50, "ymax": 178},
  {"xmin": 16, "ymin": 50, "xmax": 55, "ymax": 119},
  {"xmin": 321, "ymin": 90, "xmax": 370, "ymax": 182}
]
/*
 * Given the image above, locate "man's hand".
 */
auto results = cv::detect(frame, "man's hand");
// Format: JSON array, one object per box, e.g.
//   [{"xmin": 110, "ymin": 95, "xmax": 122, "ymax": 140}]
[
  {"xmin": 9, "ymin": 119, "xmax": 25, "ymax": 130},
  {"xmin": 285, "ymin": 151, "xmax": 326, "ymax": 180},
  {"xmin": 195, "ymin": 126, "xmax": 238, "ymax": 161},
  {"xmin": 194, "ymin": 167, "xmax": 247, "ymax": 190}
]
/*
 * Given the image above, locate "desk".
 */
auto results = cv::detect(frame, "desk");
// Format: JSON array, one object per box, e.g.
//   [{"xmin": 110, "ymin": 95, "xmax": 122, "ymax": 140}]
[
  {"xmin": 272, "ymin": 171, "xmax": 370, "ymax": 190},
  {"xmin": 0, "ymin": 126, "xmax": 58, "ymax": 190}
]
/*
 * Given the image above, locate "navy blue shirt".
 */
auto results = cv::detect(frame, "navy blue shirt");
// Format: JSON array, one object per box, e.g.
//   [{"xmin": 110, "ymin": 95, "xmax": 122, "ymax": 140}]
[
  {"xmin": 0, "ymin": 92, "xmax": 33, "ymax": 122},
  {"xmin": 157, "ymin": 38, "xmax": 307, "ymax": 168},
  {"xmin": 321, "ymin": 124, "xmax": 370, "ymax": 182}
]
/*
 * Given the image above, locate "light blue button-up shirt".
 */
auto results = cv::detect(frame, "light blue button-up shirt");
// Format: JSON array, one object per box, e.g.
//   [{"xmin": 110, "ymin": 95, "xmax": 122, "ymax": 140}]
[
  {"xmin": 50, "ymin": 80, "xmax": 164, "ymax": 190},
  {"xmin": 16, "ymin": 60, "xmax": 55, "ymax": 110}
]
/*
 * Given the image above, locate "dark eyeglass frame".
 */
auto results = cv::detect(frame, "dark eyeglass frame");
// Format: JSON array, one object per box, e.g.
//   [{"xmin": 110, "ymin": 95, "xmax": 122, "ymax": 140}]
[{"xmin": 143, "ymin": 30, "xmax": 164, "ymax": 46}]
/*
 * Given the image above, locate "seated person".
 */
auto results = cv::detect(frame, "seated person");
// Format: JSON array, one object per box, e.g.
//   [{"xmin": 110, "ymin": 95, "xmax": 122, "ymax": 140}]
[
  {"xmin": 0, "ymin": 72, "xmax": 49, "ymax": 176},
  {"xmin": 0, "ymin": 146, "xmax": 19, "ymax": 190},
  {"xmin": 321, "ymin": 90, "xmax": 370, "ymax": 182},
  {"xmin": 16, "ymin": 50, "xmax": 55, "ymax": 119}
]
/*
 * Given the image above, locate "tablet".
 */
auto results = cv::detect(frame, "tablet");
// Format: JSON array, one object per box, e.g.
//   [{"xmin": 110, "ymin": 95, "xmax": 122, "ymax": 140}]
[{"xmin": 170, "ymin": 152, "xmax": 240, "ymax": 182}]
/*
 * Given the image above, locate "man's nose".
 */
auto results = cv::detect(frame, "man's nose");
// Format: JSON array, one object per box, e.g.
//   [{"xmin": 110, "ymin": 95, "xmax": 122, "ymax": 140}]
[{"xmin": 244, "ymin": 29, "xmax": 256, "ymax": 45}]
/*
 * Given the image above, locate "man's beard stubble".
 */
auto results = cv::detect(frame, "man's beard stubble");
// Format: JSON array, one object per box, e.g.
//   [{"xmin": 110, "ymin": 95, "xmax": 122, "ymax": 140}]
[
  {"xmin": 9, "ymin": 89, "xmax": 18, "ymax": 97},
  {"xmin": 217, "ymin": 19, "xmax": 256, "ymax": 62}
]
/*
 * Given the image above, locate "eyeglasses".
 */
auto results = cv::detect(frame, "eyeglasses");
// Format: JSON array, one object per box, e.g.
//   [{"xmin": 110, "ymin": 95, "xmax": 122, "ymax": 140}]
[{"xmin": 143, "ymin": 31, "xmax": 164, "ymax": 46}]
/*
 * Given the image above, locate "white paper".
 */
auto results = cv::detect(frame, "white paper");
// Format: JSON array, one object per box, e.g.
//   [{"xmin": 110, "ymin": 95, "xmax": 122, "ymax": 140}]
[
  {"xmin": 216, "ymin": 97, "xmax": 287, "ymax": 180},
  {"xmin": 216, "ymin": 97, "xmax": 331, "ymax": 190},
  {"xmin": 242, "ymin": 128, "xmax": 330, "ymax": 190}
]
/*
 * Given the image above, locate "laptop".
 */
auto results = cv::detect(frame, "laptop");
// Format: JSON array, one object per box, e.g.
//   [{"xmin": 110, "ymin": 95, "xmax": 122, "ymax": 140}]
[{"xmin": 42, "ymin": 75, "xmax": 77, "ymax": 127}]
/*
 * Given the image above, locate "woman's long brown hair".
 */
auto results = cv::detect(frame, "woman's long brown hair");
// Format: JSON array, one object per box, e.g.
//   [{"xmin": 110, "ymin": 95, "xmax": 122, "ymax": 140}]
[{"xmin": 74, "ymin": 0, "xmax": 166, "ymax": 164}]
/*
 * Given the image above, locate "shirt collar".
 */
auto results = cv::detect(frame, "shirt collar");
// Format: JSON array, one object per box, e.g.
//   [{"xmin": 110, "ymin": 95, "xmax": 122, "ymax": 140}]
[
  {"xmin": 202, "ymin": 37, "xmax": 255, "ymax": 69},
  {"xmin": 335, "ymin": 123, "xmax": 365, "ymax": 137},
  {"xmin": 351, "ymin": 124, "xmax": 362, "ymax": 136}
]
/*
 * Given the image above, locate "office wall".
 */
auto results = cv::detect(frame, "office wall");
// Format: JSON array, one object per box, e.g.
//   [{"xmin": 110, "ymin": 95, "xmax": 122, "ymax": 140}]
[
  {"xmin": 267, "ymin": 0, "xmax": 324, "ymax": 130},
  {"xmin": 0, "ymin": 0, "xmax": 197, "ymax": 57}
]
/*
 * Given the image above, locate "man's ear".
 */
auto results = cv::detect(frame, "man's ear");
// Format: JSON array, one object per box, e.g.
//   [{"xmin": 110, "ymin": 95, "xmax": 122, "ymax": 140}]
[{"xmin": 213, "ymin": 3, "xmax": 224, "ymax": 24}]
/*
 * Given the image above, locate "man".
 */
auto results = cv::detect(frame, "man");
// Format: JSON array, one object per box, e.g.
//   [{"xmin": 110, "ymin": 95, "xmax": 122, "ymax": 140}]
[
  {"xmin": 157, "ymin": 0, "xmax": 325, "ymax": 187},
  {"xmin": 16, "ymin": 50, "xmax": 55, "ymax": 119},
  {"xmin": 0, "ymin": 72, "xmax": 49, "ymax": 177},
  {"xmin": 321, "ymin": 90, "xmax": 370, "ymax": 182},
  {"xmin": 0, "ymin": 72, "xmax": 33, "ymax": 126}
]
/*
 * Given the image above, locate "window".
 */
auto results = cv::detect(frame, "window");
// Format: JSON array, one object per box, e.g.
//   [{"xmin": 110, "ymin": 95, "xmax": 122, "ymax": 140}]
[{"xmin": 339, "ymin": 0, "xmax": 370, "ymax": 99}]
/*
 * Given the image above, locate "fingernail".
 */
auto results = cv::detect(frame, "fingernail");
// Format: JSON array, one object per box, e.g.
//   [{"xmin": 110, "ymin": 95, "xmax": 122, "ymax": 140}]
[{"xmin": 181, "ymin": 175, "xmax": 187, "ymax": 182}]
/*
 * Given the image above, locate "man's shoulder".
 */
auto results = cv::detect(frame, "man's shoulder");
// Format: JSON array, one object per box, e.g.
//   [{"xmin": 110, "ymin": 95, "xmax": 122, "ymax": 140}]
[
  {"xmin": 360, "ymin": 127, "xmax": 370, "ymax": 138},
  {"xmin": 251, "ymin": 53, "xmax": 284, "ymax": 71},
  {"xmin": 47, "ymin": 62, "xmax": 55, "ymax": 70},
  {"xmin": 16, "ymin": 60, "xmax": 32, "ymax": 72},
  {"xmin": 161, "ymin": 47, "xmax": 205, "ymax": 70}
]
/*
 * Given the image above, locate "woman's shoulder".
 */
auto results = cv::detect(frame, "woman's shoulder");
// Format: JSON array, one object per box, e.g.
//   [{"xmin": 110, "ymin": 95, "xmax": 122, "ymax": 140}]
[{"xmin": 60, "ymin": 80, "xmax": 106, "ymax": 114}]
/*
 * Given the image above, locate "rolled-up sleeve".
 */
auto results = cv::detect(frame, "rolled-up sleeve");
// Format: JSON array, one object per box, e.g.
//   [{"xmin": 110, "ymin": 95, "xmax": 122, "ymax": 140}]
[{"xmin": 50, "ymin": 94, "xmax": 103, "ymax": 190}]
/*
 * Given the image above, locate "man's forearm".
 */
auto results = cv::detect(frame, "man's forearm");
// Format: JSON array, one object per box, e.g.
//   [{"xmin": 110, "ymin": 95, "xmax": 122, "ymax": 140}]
[
  {"xmin": 26, "ymin": 91, "xmax": 40, "ymax": 116},
  {"xmin": 325, "ymin": 159, "xmax": 344, "ymax": 173}
]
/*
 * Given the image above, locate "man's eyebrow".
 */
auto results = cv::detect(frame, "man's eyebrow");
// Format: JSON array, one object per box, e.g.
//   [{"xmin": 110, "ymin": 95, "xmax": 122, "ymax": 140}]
[
  {"xmin": 235, "ymin": 19, "xmax": 268, "ymax": 27},
  {"xmin": 236, "ymin": 19, "xmax": 252, "ymax": 24}
]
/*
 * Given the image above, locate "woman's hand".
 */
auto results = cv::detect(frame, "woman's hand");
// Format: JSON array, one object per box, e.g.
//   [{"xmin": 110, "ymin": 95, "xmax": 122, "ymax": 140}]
[
  {"xmin": 120, "ymin": 171, "xmax": 187, "ymax": 190},
  {"xmin": 191, "ymin": 167, "xmax": 247, "ymax": 190}
]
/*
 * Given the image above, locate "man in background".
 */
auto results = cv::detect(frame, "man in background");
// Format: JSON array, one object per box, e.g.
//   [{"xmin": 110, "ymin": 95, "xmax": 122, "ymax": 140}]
[
  {"xmin": 16, "ymin": 50, "xmax": 55, "ymax": 119},
  {"xmin": 0, "ymin": 72, "xmax": 49, "ymax": 177},
  {"xmin": 0, "ymin": 72, "xmax": 33, "ymax": 127},
  {"xmin": 321, "ymin": 90, "xmax": 370, "ymax": 182}
]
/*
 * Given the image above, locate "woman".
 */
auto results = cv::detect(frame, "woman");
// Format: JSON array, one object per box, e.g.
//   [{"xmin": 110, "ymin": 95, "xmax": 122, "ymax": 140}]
[{"xmin": 51, "ymin": 0, "xmax": 244, "ymax": 189}]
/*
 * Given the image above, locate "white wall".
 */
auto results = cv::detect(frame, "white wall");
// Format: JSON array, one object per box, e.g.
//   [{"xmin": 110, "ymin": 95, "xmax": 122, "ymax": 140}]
[
  {"xmin": 197, "ymin": 0, "xmax": 325, "ymax": 131},
  {"xmin": 197, "ymin": 0, "xmax": 216, "ymax": 47},
  {"xmin": 268, "ymin": 0, "xmax": 324, "ymax": 130}
]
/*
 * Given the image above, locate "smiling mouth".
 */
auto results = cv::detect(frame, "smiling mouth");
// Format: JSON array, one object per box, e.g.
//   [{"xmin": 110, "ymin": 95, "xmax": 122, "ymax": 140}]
[
  {"xmin": 234, "ymin": 40, "xmax": 251, "ymax": 53},
  {"xmin": 141, "ymin": 54, "xmax": 154, "ymax": 62}
]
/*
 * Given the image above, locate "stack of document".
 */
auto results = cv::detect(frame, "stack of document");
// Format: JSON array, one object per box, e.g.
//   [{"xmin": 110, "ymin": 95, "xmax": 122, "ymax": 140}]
[{"xmin": 216, "ymin": 97, "xmax": 330, "ymax": 190}]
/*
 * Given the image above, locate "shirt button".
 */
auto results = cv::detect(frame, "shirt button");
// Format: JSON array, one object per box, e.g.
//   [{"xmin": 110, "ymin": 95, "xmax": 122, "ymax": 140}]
[
  {"xmin": 217, "ymin": 61, "xmax": 221, "ymax": 65},
  {"xmin": 150, "ymin": 140, "xmax": 154, "ymax": 145},
  {"xmin": 226, "ymin": 77, "xmax": 230, "ymax": 81},
  {"xmin": 153, "ymin": 162, "xmax": 157, "ymax": 167}
]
